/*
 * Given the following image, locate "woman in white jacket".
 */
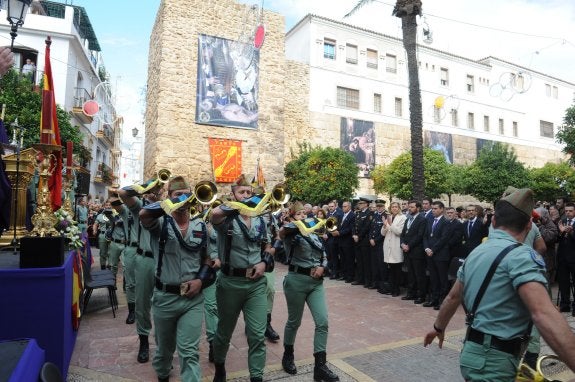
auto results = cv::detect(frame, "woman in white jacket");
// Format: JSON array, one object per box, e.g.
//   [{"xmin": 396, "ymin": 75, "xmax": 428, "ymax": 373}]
[{"xmin": 382, "ymin": 202, "xmax": 406, "ymax": 297}]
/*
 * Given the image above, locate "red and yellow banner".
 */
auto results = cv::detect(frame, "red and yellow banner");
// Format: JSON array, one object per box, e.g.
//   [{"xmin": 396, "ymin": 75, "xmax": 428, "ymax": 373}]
[{"xmin": 208, "ymin": 138, "xmax": 242, "ymax": 183}]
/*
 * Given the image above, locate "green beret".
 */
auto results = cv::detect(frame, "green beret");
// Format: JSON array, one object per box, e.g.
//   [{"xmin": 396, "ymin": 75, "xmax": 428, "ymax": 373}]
[{"xmin": 168, "ymin": 176, "xmax": 190, "ymax": 192}]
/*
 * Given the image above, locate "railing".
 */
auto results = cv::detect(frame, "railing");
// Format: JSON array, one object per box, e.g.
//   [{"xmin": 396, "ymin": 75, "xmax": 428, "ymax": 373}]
[
  {"xmin": 94, "ymin": 161, "xmax": 114, "ymax": 185},
  {"xmin": 73, "ymin": 87, "xmax": 92, "ymax": 108}
]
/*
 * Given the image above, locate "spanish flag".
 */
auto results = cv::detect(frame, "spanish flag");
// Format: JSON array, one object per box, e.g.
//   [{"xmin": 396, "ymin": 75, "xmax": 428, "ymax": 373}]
[{"xmin": 40, "ymin": 36, "xmax": 62, "ymax": 211}]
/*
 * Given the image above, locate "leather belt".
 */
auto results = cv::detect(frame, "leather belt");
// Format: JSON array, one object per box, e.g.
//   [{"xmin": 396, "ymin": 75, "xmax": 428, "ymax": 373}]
[
  {"xmin": 221, "ymin": 264, "xmax": 252, "ymax": 277},
  {"xmin": 289, "ymin": 264, "xmax": 314, "ymax": 276},
  {"xmin": 137, "ymin": 248, "xmax": 154, "ymax": 258},
  {"xmin": 129, "ymin": 242, "xmax": 138, "ymax": 247},
  {"xmin": 155, "ymin": 278, "xmax": 180, "ymax": 295},
  {"xmin": 112, "ymin": 239, "xmax": 125, "ymax": 244},
  {"xmin": 465, "ymin": 327, "xmax": 525, "ymax": 357}
]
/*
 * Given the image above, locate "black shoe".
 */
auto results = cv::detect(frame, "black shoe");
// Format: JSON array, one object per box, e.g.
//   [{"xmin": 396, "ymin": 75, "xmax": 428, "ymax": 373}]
[
  {"xmin": 282, "ymin": 345, "xmax": 297, "ymax": 375},
  {"xmin": 208, "ymin": 340, "xmax": 214, "ymax": 363},
  {"xmin": 137, "ymin": 335, "xmax": 149, "ymax": 363},
  {"xmin": 250, "ymin": 378, "xmax": 263, "ymax": 382},
  {"xmin": 265, "ymin": 313, "xmax": 280, "ymax": 342},
  {"xmin": 329, "ymin": 275, "xmax": 337, "ymax": 280},
  {"xmin": 401, "ymin": 295, "xmax": 415, "ymax": 300},
  {"xmin": 213, "ymin": 363, "xmax": 226, "ymax": 382},
  {"xmin": 523, "ymin": 351, "xmax": 538, "ymax": 370},
  {"xmin": 572, "ymin": 310, "xmax": 575, "ymax": 317},
  {"xmin": 351, "ymin": 281, "xmax": 362, "ymax": 285},
  {"xmin": 433, "ymin": 305, "xmax": 440, "ymax": 311},
  {"xmin": 422, "ymin": 300, "xmax": 438, "ymax": 308},
  {"xmin": 126, "ymin": 303, "xmax": 135, "ymax": 324},
  {"xmin": 391, "ymin": 291, "xmax": 400, "ymax": 297},
  {"xmin": 414, "ymin": 298, "xmax": 425, "ymax": 304},
  {"xmin": 337, "ymin": 276, "xmax": 345, "ymax": 281},
  {"xmin": 158, "ymin": 377, "xmax": 169, "ymax": 382},
  {"xmin": 367, "ymin": 284, "xmax": 378, "ymax": 289},
  {"xmin": 314, "ymin": 352, "xmax": 339, "ymax": 382},
  {"xmin": 560, "ymin": 305, "xmax": 571, "ymax": 312},
  {"xmin": 100, "ymin": 264, "xmax": 107, "ymax": 270},
  {"xmin": 345, "ymin": 279, "xmax": 352, "ymax": 283}
]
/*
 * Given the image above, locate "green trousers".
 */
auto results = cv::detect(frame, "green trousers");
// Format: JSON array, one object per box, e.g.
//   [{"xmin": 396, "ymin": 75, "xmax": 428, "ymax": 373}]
[
  {"xmin": 460, "ymin": 339, "xmax": 520, "ymax": 382},
  {"xmin": 152, "ymin": 290, "xmax": 204, "ymax": 381},
  {"xmin": 213, "ymin": 275, "xmax": 267, "ymax": 379},
  {"xmin": 123, "ymin": 246, "xmax": 137, "ymax": 304},
  {"xmin": 265, "ymin": 270, "xmax": 275, "ymax": 314},
  {"xmin": 97, "ymin": 234, "xmax": 109, "ymax": 267},
  {"xmin": 203, "ymin": 272, "xmax": 219, "ymax": 342},
  {"xmin": 135, "ymin": 254, "xmax": 155, "ymax": 336},
  {"xmin": 108, "ymin": 242, "xmax": 124, "ymax": 278},
  {"xmin": 282, "ymin": 272, "xmax": 329, "ymax": 353}
]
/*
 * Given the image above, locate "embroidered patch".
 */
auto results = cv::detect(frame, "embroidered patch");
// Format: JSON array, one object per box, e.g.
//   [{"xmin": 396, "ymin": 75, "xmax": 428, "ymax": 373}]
[
  {"xmin": 530, "ymin": 249, "xmax": 546, "ymax": 267},
  {"xmin": 193, "ymin": 230, "xmax": 204, "ymax": 238}
]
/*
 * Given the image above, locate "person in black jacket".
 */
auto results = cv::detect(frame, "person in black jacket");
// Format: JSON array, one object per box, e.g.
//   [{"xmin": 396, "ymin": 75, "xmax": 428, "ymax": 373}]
[
  {"xmin": 368, "ymin": 200, "xmax": 386, "ymax": 290},
  {"xmin": 400, "ymin": 200, "xmax": 427, "ymax": 304},
  {"xmin": 324, "ymin": 201, "xmax": 344, "ymax": 279},
  {"xmin": 330, "ymin": 201, "xmax": 356, "ymax": 283},
  {"xmin": 352, "ymin": 198, "xmax": 373, "ymax": 286},
  {"xmin": 462, "ymin": 205, "xmax": 488, "ymax": 258},
  {"xmin": 557, "ymin": 202, "xmax": 575, "ymax": 314}
]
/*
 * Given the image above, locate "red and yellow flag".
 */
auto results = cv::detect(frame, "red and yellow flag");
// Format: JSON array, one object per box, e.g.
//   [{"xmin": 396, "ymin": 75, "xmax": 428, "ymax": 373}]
[
  {"xmin": 208, "ymin": 138, "xmax": 242, "ymax": 183},
  {"xmin": 71, "ymin": 249, "xmax": 84, "ymax": 330},
  {"xmin": 40, "ymin": 36, "xmax": 62, "ymax": 211}
]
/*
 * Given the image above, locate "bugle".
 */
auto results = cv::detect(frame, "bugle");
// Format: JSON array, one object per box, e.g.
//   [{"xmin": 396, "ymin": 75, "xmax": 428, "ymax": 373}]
[
  {"xmin": 194, "ymin": 180, "xmax": 218, "ymax": 205},
  {"xmin": 325, "ymin": 216, "xmax": 338, "ymax": 232},
  {"xmin": 270, "ymin": 183, "xmax": 290, "ymax": 205},
  {"xmin": 157, "ymin": 169, "xmax": 171, "ymax": 184}
]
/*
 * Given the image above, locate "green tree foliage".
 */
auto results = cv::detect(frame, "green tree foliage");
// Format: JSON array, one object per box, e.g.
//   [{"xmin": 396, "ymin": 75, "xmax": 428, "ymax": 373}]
[
  {"xmin": 371, "ymin": 164, "xmax": 389, "ymax": 196},
  {"xmin": 444, "ymin": 164, "xmax": 468, "ymax": 206},
  {"xmin": 464, "ymin": 142, "xmax": 529, "ymax": 204},
  {"xmin": 382, "ymin": 148, "xmax": 450, "ymax": 200},
  {"xmin": 284, "ymin": 143, "xmax": 359, "ymax": 204},
  {"xmin": 556, "ymin": 104, "xmax": 575, "ymax": 165},
  {"xmin": 529, "ymin": 162, "xmax": 575, "ymax": 202},
  {"xmin": 0, "ymin": 69, "xmax": 83, "ymax": 157}
]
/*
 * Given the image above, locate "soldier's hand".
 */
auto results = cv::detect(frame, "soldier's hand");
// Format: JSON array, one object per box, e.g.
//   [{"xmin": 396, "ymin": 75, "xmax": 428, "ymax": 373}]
[
  {"xmin": 312, "ymin": 266, "xmax": 325, "ymax": 279},
  {"xmin": 369, "ymin": 239, "xmax": 375, "ymax": 246},
  {"xmin": 353, "ymin": 235, "xmax": 359, "ymax": 242},
  {"xmin": 249, "ymin": 262, "xmax": 266, "ymax": 279},
  {"xmin": 211, "ymin": 258, "xmax": 221, "ymax": 270},
  {"xmin": 182, "ymin": 279, "xmax": 202, "ymax": 298},
  {"xmin": 423, "ymin": 330, "xmax": 444, "ymax": 349}
]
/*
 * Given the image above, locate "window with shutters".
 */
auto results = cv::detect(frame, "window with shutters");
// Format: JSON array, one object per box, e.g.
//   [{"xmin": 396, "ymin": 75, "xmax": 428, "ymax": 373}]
[
  {"xmin": 367, "ymin": 49, "xmax": 378, "ymax": 69},
  {"xmin": 386, "ymin": 54, "xmax": 397, "ymax": 73},
  {"xmin": 440, "ymin": 68, "xmax": 449, "ymax": 86},
  {"xmin": 337, "ymin": 86, "xmax": 359, "ymax": 110},
  {"xmin": 346, "ymin": 44, "xmax": 358, "ymax": 64},
  {"xmin": 395, "ymin": 97, "xmax": 402, "ymax": 117},
  {"xmin": 540, "ymin": 120, "xmax": 554, "ymax": 138},
  {"xmin": 323, "ymin": 38, "xmax": 336, "ymax": 60},
  {"xmin": 373, "ymin": 93, "xmax": 382, "ymax": 113}
]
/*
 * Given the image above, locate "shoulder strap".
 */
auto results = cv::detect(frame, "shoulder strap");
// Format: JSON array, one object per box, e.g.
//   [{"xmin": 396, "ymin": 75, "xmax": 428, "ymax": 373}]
[
  {"xmin": 156, "ymin": 216, "xmax": 170, "ymax": 279},
  {"xmin": 467, "ymin": 243, "xmax": 521, "ymax": 324}
]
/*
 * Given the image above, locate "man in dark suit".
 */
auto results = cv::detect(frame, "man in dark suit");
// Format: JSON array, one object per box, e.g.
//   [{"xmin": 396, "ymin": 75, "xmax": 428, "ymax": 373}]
[
  {"xmin": 462, "ymin": 205, "xmax": 488, "ymax": 258},
  {"xmin": 400, "ymin": 200, "xmax": 427, "ymax": 304},
  {"xmin": 422, "ymin": 201, "xmax": 451, "ymax": 309},
  {"xmin": 557, "ymin": 202, "xmax": 575, "ymax": 314},
  {"xmin": 325, "ymin": 201, "xmax": 344, "ymax": 279},
  {"xmin": 421, "ymin": 197, "xmax": 434, "ymax": 224},
  {"xmin": 331, "ymin": 200, "xmax": 356, "ymax": 283},
  {"xmin": 352, "ymin": 198, "xmax": 373, "ymax": 286}
]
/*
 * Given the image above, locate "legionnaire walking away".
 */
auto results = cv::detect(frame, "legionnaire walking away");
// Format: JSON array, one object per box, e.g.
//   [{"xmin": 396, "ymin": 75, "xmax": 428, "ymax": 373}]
[
  {"xmin": 140, "ymin": 176, "xmax": 216, "ymax": 382},
  {"xmin": 75, "ymin": 197, "xmax": 88, "ymax": 234},
  {"xmin": 279, "ymin": 202, "xmax": 339, "ymax": 382},
  {"xmin": 210, "ymin": 174, "xmax": 274, "ymax": 382},
  {"xmin": 116, "ymin": 177, "xmax": 164, "ymax": 363},
  {"xmin": 92, "ymin": 200, "xmax": 112, "ymax": 270},
  {"xmin": 424, "ymin": 188, "xmax": 575, "ymax": 381},
  {"xmin": 107, "ymin": 198, "xmax": 127, "ymax": 280}
]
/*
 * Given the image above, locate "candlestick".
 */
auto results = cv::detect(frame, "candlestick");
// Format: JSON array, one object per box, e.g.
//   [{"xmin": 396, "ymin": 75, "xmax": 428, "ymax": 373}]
[{"xmin": 66, "ymin": 141, "xmax": 73, "ymax": 167}]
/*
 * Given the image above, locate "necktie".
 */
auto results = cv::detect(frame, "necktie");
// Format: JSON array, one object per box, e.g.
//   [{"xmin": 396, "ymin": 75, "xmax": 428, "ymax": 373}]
[
  {"xmin": 568, "ymin": 219, "xmax": 572, "ymax": 226},
  {"xmin": 432, "ymin": 218, "xmax": 439, "ymax": 234},
  {"xmin": 467, "ymin": 220, "xmax": 473, "ymax": 237}
]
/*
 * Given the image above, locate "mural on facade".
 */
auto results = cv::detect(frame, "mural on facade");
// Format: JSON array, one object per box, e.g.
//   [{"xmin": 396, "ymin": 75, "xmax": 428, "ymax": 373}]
[
  {"xmin": 424, "ymin": 131, "xmax": 453, "ymax": 164},
  {"xmin": 196, "ymin": 34, "xmax": 259, "ymax": 129},
  {"xmin": 476, "ymin": 138, "xmax": 495, "ymax": 159},
  {"xmin": 340, "ymin": 117, "xmax": 375, "ymax": 178}
]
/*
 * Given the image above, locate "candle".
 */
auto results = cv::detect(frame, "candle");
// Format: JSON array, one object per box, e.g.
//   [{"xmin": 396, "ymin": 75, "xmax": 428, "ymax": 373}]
[{"xmin": 66, "ymin": 141, "xmax": 73, "ymax": 167}]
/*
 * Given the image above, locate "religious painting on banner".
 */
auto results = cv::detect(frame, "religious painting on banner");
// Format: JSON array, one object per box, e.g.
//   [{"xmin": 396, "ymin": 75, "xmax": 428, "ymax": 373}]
[
  {"xmin": 340, "ymin": 117, "xmax": 375, "ymax": 178},
  {"xmin": 208, "ymin": 138, "xmax": 242, "ymax": 183},
  {"xmin": 424, "ymin": 131, "xmax": 453, "ymax": 164},
  {"xmin": 476, "ymin": 138, "xmax": 495, "ymax": 159},
  {"xmin": 196, "ymin": 34, "xmax": 259, "ymax": 129}
]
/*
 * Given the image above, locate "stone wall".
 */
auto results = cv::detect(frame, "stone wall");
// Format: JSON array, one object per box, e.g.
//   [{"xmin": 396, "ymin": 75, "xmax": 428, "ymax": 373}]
[{"xmin": 146, "ymin": 0, "xmax": 286, "ymax": 193}]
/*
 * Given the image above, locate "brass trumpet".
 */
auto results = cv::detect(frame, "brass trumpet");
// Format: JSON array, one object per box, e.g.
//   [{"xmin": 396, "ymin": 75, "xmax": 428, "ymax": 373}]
[
  {"xmin": 325, "ymin": 216, "xmax": 338, "ymax": 232},
  {"xmin": 194, "ymin": 180, "xmax": 218, "ymax": 205},
  {"xmin": 271, "ymin": 183, "xmax": 290, "ymax": 205},
  {"xmin": 157, "ymin": 168, "xmax": 171, "ymax": 184},
  {"xmin": 203, "ymin": 199, "xmax": 223, "ymax": 222}
]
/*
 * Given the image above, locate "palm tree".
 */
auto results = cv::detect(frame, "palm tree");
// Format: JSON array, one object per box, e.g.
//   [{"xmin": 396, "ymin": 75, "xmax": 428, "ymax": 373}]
[{"xmin": 346, "ymin": 0, "xmax": 424, "ymax": 201}]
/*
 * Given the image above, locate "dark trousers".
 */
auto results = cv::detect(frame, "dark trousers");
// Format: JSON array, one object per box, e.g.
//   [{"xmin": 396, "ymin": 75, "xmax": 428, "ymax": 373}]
[
  {"xmin": 387, "ymin": 262, "xmax": 403, "ymax": 293},
  {"xmin": 405, "ymin": 255, "xmax": 427, "ymax": 298},
  {"xmin": 356, "ymin": 244, "xmax": 370, "ymax": 284},
  {"xmin": 340, "ymin": 244, "xmax": 355, "ymax": 281},
  {"xmin": 557, "ymin": 260, "xmax": 575, "ymax": 308},
  {"xmin": 370, "ymin": 243, "xmax": 385, "ymax": 288},
  {"xmin": 426, "ymin": 256, "xmax": 449, "ymax": 302},
  {"xmin": 325, "ymin": 238, "xmax": 339, "ymax": 276}
]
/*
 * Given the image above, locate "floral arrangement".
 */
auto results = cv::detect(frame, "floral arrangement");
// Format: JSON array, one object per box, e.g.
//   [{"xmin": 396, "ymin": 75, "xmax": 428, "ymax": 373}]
[{"xmin": 54, "ymin": 209, "xmax": 84, "ymax": 249}]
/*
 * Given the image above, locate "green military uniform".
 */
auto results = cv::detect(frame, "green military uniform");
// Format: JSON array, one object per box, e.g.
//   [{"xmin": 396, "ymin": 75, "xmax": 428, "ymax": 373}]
[
  {"xmin": 145, "ymin": 214, "xmax": 208, "ymax": 381},
  {"xmin": 203, "ymin": 224, "xmax": 219, "ymax": 351},
  {"xmin": 282, "ymin": 223, "xmax": 329, "ymax": 353},
  {"xmin": 212, "ymin": 214, "xmax": 271, "ymax": 380},
  {"xmin": 457, "ymin": 229, "xmax": 547, "ymax": 381},
  {"xmin": 95, "ymin": 212, "xmax": 111, "ymax": 268},
  {"xmin": 119, "ymin": 207, "xmax": 137, "ymax": 307},
  {"xmin": 107, "ymin": 214, "xmax": 127, "ymax": 278},
  {"xmin": 129, "ymin": 199, "xmax": 156, "ymax": 339},
  {"xmin": 76, "ymin": 204, "xmax": 88, "ymax": 234}
]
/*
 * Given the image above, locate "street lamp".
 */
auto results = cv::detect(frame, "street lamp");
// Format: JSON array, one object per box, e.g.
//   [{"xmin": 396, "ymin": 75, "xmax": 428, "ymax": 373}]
[
  {"xmin": 132, "ymin": 127, "xmax": 139, "ymax": 138},
  {"xmin": 6, "ymin": 0, "xmax": 32, "ymax": 50}
]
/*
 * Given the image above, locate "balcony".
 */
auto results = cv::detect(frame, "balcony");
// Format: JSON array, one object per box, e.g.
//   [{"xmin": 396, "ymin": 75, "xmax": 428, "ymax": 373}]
[
  {"xmin": 71, "ymin": 87, "xmax": 93, "ymax": 124},
  {"xmin": 96, "ymin": 123, "xmax": 114, "ymax": 146},
  {"xmin": 93, "ymin": 162, "xmax": 115, "ymax": 185}
]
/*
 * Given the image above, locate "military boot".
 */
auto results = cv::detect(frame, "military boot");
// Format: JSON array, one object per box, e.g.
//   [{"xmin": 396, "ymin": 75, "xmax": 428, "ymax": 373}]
[
  {"xmin": 282, "ymin": 344, "xmax": 297, "ymax": 374},
  {"xmin": 208, "ymin": 340, "xmax": 214, "ymax": 363},
  {"xmin": 125, "ymin": 302, "xmax": 135, "ymax": 324},
  {"xmin": 213, "ymin": 363, "xmax": 226, "ymax": 382},
  {"xmin": 313, "ymin": 352, "xmax": 339, "ymax": 382},
  {"xmin": 264, "ymin": 313, "xmax": 280, "ymax": 342},
  {"xmin": 137, "ymin": 335, "xmax": 149, "ymax": 363}
]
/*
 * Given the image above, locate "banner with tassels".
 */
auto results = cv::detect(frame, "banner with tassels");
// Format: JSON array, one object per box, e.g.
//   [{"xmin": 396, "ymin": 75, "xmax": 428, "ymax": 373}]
[{"xmin": 208, "ymin": 138, "xmax": 242, "ymax": 183}]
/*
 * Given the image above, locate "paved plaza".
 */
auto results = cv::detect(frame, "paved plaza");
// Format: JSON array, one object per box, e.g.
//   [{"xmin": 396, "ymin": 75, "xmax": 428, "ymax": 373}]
[{"xmin": 68, "ymin": 249, "xmax": 575, "ymax": 382}]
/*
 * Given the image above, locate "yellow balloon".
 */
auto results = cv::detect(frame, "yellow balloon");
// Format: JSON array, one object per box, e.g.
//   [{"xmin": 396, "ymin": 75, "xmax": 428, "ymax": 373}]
[{"xmin": 434, "ymin": 96, "xmax": 445, "ymax": 109}]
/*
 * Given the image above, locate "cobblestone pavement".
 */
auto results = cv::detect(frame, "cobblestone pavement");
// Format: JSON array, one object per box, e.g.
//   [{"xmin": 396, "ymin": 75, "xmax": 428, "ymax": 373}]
[{"xmin": 68, "ymin": 249, "xmax": 575, "ymax": 382}]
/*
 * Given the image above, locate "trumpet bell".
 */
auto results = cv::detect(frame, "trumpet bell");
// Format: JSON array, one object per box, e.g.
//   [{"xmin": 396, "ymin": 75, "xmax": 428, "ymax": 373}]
[
  {"xmin": 271, "ymin": 183, "xmax": 290, "ymax": 205},
  {"xmin": 325, "ymin": 217, "xmax": 338, "ymax": 232},
  {"xmin": 157, "ymin": 169, "xmax": 171, "ymax": 184},
  {"xmin": 195, "ymin": 180, "xmax": 218, "ymax": 205}
]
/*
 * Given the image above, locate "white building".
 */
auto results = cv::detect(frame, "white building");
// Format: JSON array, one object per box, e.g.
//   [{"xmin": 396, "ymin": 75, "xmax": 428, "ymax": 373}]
[
  {"xmin": 0, "ymin": 0, "xmax": 121, "ymax": 203},
  {"xmin": 285, "ymin": 14, "xmax": 574, "ymax": 192}
]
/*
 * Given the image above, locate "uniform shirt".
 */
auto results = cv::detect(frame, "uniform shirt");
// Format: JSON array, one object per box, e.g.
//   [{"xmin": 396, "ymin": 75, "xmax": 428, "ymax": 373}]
[
  {"xmin": 457, "ymin": 229, "xmax": 547, "ymax": 339},
  {"xmin": 119, "ymin": 205, "xmax": 137, "ymax": 245},
  {"xmin": 110, "ymin": 215, "xmax": 127, "ymax": 241},
  {"xmin": 214, "ymin": 215, "xmax": 270, "ymax": 268},
  {"xmin": 282, "ymin": 223, "xmax": 324, "ymax": 269},
  {"xmin": 369, "ymin": 211, "xmax": 385, "ymax": 242},
  {"xmin": 95, "ymin": 213, "xmax": 111, "ymax": 235},
  {"xmin": 207, "ymin": 224, "xmax": 219, "ymax": 261},
  {"xmin": 76, "ymin": 205, "xmax": 88, "ymax": 223},
  {"xmin": 147, "ymin": 216, "xmax": 207, "ymax": 284},
  {"xmin": 128, "ymin": 199, "xmax": 154, "ymax": 253}
]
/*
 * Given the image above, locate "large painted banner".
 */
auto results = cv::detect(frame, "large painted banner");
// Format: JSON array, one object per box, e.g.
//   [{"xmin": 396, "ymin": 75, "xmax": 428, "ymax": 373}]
[
  {"xmin": 424, "ymin": 131, "xmax": 453, "ymax": 164},
  {"xmin": 340, "ymin": 117, "xmax": 375, "ymax": 178},
  {"xmin": 476, "ymin": 138, "xmax": 495, "ymax": 159},
  {"xmin": 196, "ymin": 34, "xmax": 259, "ymax": 129},
  {"xmin": 208, "ymin": 138, "xmax": 242, "ymax": 183}
]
